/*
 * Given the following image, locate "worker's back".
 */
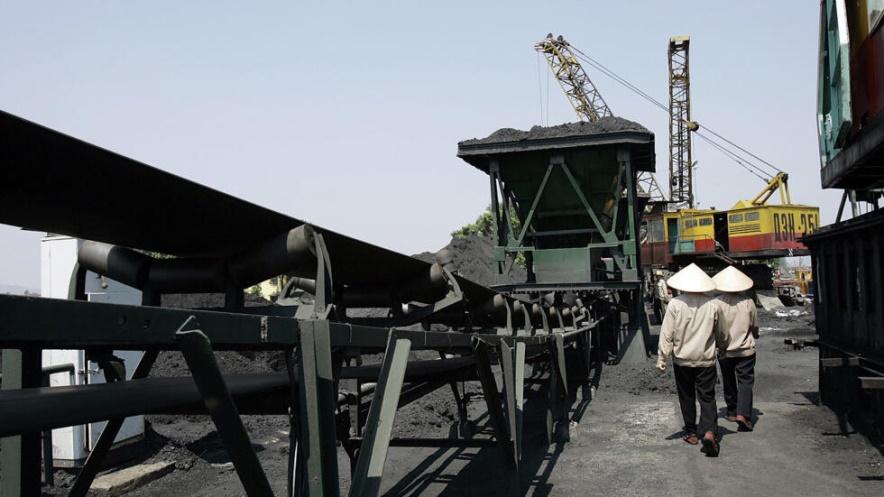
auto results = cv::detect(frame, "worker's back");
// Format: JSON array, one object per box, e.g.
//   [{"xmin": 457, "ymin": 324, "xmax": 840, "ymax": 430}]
[{"xmin": 659, "ymin": 293, "xmax": 722, "ymax": 367}]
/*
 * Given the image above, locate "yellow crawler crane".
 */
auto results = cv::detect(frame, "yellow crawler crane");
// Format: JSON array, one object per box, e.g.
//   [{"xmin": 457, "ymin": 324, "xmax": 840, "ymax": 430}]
[{"xmin": 535, "ymin": 33, "xmax": 820, "ymax": 271}]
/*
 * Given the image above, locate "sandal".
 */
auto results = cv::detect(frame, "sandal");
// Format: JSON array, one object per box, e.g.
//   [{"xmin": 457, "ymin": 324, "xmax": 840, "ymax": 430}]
[
  {"xmin": 682, "ymin": 433, "xmax": 699, "ymax": 445},
  {"xmin": 736, "ymin": 416, "xmax": 754, "ymax": 432},
  {"xmin": 700, "ymin": 434, "xmax": 720, "ymax": 457}
]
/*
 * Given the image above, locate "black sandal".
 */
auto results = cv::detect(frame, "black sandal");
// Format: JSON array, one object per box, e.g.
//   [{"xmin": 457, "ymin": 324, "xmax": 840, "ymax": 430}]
[
  {"xmin": 737, "ymin": 417, "xmax": 754, "ymax": 432},
  {"xmin": 700, "ymin": 436, "xmax": 720, "ymax": 457}
]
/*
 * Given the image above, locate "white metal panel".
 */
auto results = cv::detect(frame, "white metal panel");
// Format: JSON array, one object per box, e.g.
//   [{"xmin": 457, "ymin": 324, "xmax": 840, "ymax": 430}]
[
  {"xmin": 41, "ymin": 236, "xmax": 89, "ymax": 461},
  {"xmin": 40, "ymin": 235, "xmax": 77, "ymax": 300},
  {"xmin": 40, "ymin": 235, "xmax": 147, "ymax": 462}
]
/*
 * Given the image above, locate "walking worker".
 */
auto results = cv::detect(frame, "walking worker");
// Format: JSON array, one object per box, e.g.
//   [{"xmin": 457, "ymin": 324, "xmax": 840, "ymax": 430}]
[
  {"xmin": 712, "ymin": 265, "xmax": 759, "ymax": 432},
  {"xmin": 656, "ymin": 263, "xmax": 728, "ymax": 457}
]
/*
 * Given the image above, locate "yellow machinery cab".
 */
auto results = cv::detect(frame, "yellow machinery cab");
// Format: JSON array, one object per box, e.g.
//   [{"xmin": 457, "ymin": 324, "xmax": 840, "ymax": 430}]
[
  {"xmin": 664, "ymin": 209, "xmax": 717, "ymax": 256},
  {"xmin": 725, "ymin": 200, "xmax": 819, "ymax": 258}
]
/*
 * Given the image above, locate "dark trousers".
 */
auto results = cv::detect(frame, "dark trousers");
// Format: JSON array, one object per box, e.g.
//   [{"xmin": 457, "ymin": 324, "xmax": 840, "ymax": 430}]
[
  {"xmin": 673, "ymin": 364, "xmax": 718, "ymax": 435},
  {"xmin": 718, "ymin": 354, "xmax": 756, "ymax": 418}
]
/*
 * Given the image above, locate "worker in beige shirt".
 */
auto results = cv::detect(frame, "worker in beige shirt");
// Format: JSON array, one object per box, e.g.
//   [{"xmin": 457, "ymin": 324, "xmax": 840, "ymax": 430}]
[
  {"xmin": 713, "ymin": 266, "xmax": 759, "ymax": 432},
  {"xmin": 656, "ymin": 263, "xmax": 728, "ymax": 457}
]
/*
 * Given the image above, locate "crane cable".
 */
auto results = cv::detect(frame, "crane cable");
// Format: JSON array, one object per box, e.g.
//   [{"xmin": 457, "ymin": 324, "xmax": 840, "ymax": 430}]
[
  {"xmin": 536, "ymin": 52, "xmax": 545, "ymax": 125},
  {"xmin": 694, "ymin": 133, "xmax": 768, "ymax": 181},
  {"xmin": 567, "ymin": 45, "xmax": 782, "ymax": 181}
]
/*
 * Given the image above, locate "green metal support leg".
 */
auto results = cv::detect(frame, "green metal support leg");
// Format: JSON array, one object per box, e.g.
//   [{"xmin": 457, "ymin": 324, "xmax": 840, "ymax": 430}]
[
  {"xmin": 348, "ymin": 332, "xmax": 411, "ymax": 497},
  {"xmin": 472, "ymin": 340, "xmax": 513, "ymax": 468},
  {"xmin": 499, "ymin": 340, "xmax": 525, "ymax": 468},
  {"xmin": 0, "ymin": 348, "xmax": 41, "ymax": 497},
  {"xmin": 284, "ymin": 348, "xmax": 303, "ymax": 497},
  {"xmin": 177, "ymin": 320, "xmax": 274, "ymax": 497},
  {"xmin": 500, "ymin": 340, "xmax": 525, "ymax": 496},
  {"xmin": 297, "ymin": 320, "xmax": 340, "ymax": 497},
  {"xmin": 547, "ymin": 334, "xmax": 570, "ymax": 443}
]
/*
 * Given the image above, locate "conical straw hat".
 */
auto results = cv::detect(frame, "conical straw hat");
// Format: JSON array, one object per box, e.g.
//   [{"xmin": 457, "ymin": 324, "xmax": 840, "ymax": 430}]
[
  {"xmin": 666, "ymin": 263, "xmax": 716, "ymax": 293},
  {"xmin": 713, "ymin": 265, "xmax": 754, "ymax": 292}
]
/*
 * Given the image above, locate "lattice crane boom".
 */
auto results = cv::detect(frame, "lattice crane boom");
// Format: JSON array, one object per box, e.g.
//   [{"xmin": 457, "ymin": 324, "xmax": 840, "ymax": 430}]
[
  {"xmin": 536, "ymin": 33, "xmax": 667, "ymax": 204},
  {"xmin": 668, "ymin": 36, "xmax": 696, "ymax": 209},
  {"xmin": 535, "ymin": 34, "xmax": 612, "ymax": 122}
]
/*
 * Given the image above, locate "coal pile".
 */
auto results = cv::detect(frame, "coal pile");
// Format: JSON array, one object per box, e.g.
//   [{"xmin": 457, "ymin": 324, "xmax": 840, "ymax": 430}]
[
  {"xmin": 458, "ymin": 116, "xmax": 649, "ymax": 146},
  {"xmin": 413, "ymin": 234, "xmax": 526, "ymax": 287},
  {"xmin": 153, "ymin": 293, "xmax": 284, "ymax": 378}
]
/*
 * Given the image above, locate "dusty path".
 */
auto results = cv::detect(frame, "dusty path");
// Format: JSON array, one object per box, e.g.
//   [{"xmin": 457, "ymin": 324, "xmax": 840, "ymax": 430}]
[{"xmin": 376, "ymin": 309, "xmax": 883, "ymax": 497}]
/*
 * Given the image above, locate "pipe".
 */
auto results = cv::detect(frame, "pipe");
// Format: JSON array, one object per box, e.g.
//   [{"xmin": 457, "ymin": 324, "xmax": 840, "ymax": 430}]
[
  {"xmin": 77, "ymin": 241, "xmax": 150, "ymax": 288},
  {"xmin": 229, "ymin": 225, "xmax": 316, "ymax": 285},
  {"xmin": 78, "ymin": 225, "xmax": 319, "ymax": 294},
  {"xmin": 396, "ymin": 263, "xmax": 448, "ymax": 303}
]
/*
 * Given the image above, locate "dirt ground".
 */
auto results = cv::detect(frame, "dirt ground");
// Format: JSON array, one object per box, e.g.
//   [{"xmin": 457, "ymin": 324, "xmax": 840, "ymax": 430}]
[{"xmin": 41, "ymin": 303, "xmax": 884, "ymax": 496}]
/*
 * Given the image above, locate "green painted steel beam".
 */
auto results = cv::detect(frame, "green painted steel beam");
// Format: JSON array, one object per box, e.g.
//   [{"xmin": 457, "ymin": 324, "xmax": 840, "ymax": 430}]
[
  {"xmin": 297, "ymin": 320, "xmax": 340, "ymax": 497},
  {"xmin": 500, "ymin": 339, "xmax": 525, "ymax": 468},
  {"xmin": 0, "ymin": 295, "xmax": 300, "ymax": 350},
  {"xmin": 473, "ymin": 339, "xmax": 513, "ymax": 468},
  {"xmin": 559, "ymin": 162, "xmax": 617, "ymax": 245},
  {"xmin": 0, "ymin": 348, "xmax": 41, "ymax": 497},
  {"xmin": 0, "ymin": 349, "xmax": 23, "ymax": 497},
  {"xmin": 177, "ymin": 321, "xmax": 274, "ymax": 497},
  {"xmin": 349, "ymin": 332, "xmax": 411, "ymax": 497}
]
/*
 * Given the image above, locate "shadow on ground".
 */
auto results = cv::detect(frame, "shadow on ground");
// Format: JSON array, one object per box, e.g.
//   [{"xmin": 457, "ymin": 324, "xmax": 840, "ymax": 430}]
[{"xmin": 382, "ymin": 361, "xmax": 599, "ymax": 497}]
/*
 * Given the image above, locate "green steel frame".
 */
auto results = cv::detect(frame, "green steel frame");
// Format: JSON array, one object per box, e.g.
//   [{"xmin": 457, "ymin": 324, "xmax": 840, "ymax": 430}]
[
  {"xmin": 0, "ymin": 107, "xmax": 608, "ymax": 497},
  {"xmin": 0, "ymin": 293, "xmax": 597, "ymax": 497},
  {"xmin": 486, "ymin": 147, "xmax": 642, "ymax": 286}
]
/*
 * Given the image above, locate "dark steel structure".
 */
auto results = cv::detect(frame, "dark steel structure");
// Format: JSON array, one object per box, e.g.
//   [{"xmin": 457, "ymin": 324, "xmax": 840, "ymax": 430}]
[
  {"xmin": 805, "ymin": 212, "xmax": 884, "ymax": 439},
  {"xmin": 457, "ymin": 122, "xmax": 654, "ymax": 363},
  {"xmin": 667, "ymin": 36, "xmax": 694, "ymax": 209},
  {"xmin": 0, "ymin": 110, "xmax": 604, "ymax": 497},
  {"xmin": 808, "ymin": 0, "xmax": 884, "ymax": 443}
]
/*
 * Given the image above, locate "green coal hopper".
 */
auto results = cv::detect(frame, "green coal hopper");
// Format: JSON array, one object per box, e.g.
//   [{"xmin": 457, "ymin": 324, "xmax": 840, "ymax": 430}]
[{"xmin": 457, "ymin": 118, "xmax": 655, "ymax": 290}]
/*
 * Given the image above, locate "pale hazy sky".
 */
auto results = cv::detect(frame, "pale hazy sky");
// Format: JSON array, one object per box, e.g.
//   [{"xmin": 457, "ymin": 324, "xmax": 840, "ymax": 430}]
[{"xmin": 0, "ymin": 1, "xmax": 838, "ymax": 289}]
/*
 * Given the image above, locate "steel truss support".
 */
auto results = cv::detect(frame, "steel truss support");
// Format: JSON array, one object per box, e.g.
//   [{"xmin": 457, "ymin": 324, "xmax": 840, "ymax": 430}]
[
  {"xmin": 500, "ymin": 339, "xmax": 526, "ymax": 496},
  {"xmin": 499, "ymin": 340, "xmax": 526, "ymax": 469},
  {"xmin": 440, "ymin": 351, "xmax": 472, "ymax": 438},
  {"xmin": 68, "ymin": 349, "xmax": 160, "ymax": 497},
  {"xmin": 0, "ymin": 292, "xmax": 599, "ymax": 497},
  {"xmin": 349, "ymin": 331, "xmax": 411, "ymax": 497},
  {"xmin": 297, "ymin": 320, "xmax": 340, "ymax": 497},
  {"xmin": 284, "ymin": 348, "xmax": 303, "ymax": 497},
  {"xmin": 312, "ymin": 232, "xmax": 335, "ymax": 320},
  {"xmin": 472, "ymin": 339, "xmax": 513, "ymax": 468},
  {"xmin": 176, "ymin": 317, "xmax": 274, "ymax": 497},
  {"xmin": 546, "ymin": 333, "xmax": 570, "ymax": 443},
  {"xmin": 494, "ymin": 152, "xmax": 641, "ymax": 278}
]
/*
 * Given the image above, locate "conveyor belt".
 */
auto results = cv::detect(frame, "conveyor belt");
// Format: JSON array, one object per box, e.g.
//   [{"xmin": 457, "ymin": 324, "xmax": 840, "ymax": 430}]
[{"xmin": 0, "ymin": 110, "xmax": 502, "ymax": 309}]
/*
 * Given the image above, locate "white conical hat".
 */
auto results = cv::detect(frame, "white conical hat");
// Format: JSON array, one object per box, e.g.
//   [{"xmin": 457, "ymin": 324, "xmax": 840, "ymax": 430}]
[
  {"xmin": 713, "ymin": 265, "xmax": 754, "ymax": 292},
  {"xmin": 666, "ymin": 263, "xmax": 716, "ymax": 293}
]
